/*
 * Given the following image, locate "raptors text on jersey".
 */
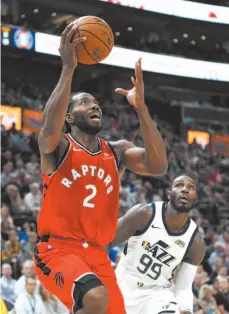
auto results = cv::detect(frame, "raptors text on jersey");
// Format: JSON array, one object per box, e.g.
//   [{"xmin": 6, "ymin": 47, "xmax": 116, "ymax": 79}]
[{"xmin": 37, "ymin": 134, "xmax": 120, "ymax": 246}]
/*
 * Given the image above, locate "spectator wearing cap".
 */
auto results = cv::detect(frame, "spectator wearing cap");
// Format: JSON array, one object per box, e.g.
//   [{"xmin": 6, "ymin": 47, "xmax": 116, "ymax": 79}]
[
  {"xmin": 0, "ymin": 263, "xmax": 16, "ymax": 304},
  {"xmin": 14, "ymin": 276, "xmax": 45, "ymax": 314},
  {"xmin": 15, "ymin": 260, "xmax": 40, "ymax": 298},
  {"xmin": 24, "ymin": 183, "xmax": 42, "ymax": 215},
  {"xmin": 208, "ymin": 242, "xmax": 226, "ymax": 267},
  {"xmin": 214, "ymin": 277, "xmax": 229, "ymax": 312}
]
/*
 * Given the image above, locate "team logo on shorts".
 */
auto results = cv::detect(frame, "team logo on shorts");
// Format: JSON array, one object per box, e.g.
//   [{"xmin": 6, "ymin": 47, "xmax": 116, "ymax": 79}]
[
  {"xmin": 175, "ymin": 239, "xmax": 185, "ymax": 247},
  {"xmin": 54, "ymin": 272, "xmax": 64, "ymax": 289}
]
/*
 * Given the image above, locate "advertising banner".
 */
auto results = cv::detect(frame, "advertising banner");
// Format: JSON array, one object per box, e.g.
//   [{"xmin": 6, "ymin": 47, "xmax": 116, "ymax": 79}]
[
  {"xmin": 23, "ymin": 109, "xmax": 43, "ymax": 134},
  {"xmin": 1, "ymin": 105, "xmax": 22, "ymax": 130},
  {"xmin": 187, "ymin": 130, "xmax": 210, "ymax": 148},
  {"xmin": 99, "ymin": 0, "xmax": 229, "ymax": 24},
  {"xmin": 34, "ymin": 32, "xmax": 229, "ymax": 82},
  {"xmin": 211, "ymin": 134, "xmax": 229, "ymax": 156}
]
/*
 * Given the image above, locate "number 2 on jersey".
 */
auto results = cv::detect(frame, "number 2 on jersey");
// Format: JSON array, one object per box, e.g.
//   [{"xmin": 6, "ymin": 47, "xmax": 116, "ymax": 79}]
[
  {"xmin": 83, "ymin": 184, "xmax": 97, "ymax": 208},
  {"xmin": 137, "ymin": 254, "xmax": 162, "ymax": 280}
]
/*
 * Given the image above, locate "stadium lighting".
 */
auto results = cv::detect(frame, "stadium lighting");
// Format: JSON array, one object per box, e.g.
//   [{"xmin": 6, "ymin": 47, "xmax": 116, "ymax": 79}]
[
  {"xmin": 52, "ymin": 13, "xmax": 57, "ymax": 17},
  {"xmin": 115, "ymin": 32, "xmax": 120, "ymax": 36},
  {"xmin": 173, "ymin": 38, "xmax": 178, "ymax": 43},
  {"xmin": 34, "ymin": 9, "xmax": 39, "ymax": 13},
  {"xmin": 183, "ymin": 33, "xmax": 188, "ymax": 38},
  {"xmin": 201, "ymin": 35, "xmax": 206, "ymax": 40},
  {"xmin": 21, "ymin": 14, "xmax": 26, "ymax": 18},
  {"xmin": 127, "ymin": 27, "xmax": 133, "ymax": 31},
  {"xmin": 191, "ymin": 40, "xmax": 196, "ymax": 45}
]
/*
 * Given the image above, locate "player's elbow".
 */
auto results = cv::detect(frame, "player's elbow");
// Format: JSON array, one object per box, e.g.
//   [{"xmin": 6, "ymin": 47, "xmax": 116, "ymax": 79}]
[{"xmin": 147, "ymin": 161, "xmax": 168, "ymax": 176}]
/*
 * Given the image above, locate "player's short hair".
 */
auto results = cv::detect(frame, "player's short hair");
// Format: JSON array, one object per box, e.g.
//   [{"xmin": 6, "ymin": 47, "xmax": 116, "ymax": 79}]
[
  {"xmin": 172, "ymin": 171, "xmax": 199, "ymax": 191},
  {"xmin": 64, "ymin": 92, "xmax": 86, "ymax": 133},
  {"xmin": 68, "ymin": 91, "xmax": 86, "ymax": 112},
  {"xmin": 26, "ymin": 275, "xmax": 37, "ymax": 284}
]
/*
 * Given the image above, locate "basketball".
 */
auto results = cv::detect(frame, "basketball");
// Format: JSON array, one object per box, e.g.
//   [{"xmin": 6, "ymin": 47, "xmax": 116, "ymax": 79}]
[{"xmin": 73, "ymin": 16, "xmax": 114, "ymax": 65}]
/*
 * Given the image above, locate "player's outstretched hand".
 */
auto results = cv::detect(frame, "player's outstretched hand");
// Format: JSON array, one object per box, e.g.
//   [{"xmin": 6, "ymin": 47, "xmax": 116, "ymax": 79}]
[
  {"xmin": 59, "ymin": 22, "xmax": 86, "ymax": 70},
  {"xmin": 115, "ymin": 58, "xmax": 145, "ymax": 109}
]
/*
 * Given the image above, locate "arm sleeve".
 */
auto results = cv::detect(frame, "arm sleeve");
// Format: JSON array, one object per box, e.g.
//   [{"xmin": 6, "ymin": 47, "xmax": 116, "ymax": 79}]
[{"xmin": 174, "ymin": 262, "xmax": 198, "ymax": 314}]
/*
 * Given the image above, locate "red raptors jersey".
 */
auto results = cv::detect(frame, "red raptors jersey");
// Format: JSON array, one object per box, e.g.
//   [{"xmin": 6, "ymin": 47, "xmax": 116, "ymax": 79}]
[{"xmin": 37, "ymin": 133, "xmax": 120, "ymax": 246}]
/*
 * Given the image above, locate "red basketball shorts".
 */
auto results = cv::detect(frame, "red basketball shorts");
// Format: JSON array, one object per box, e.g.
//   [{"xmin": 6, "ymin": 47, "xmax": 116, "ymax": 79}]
[{"xmin": 34, "ymin": 236, "xmax": 126, "ymax": 314}]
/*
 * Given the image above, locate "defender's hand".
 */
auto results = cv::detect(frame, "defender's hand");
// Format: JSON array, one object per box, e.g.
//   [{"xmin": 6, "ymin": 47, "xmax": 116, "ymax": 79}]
[
  {"xmin": 59, "ymin": 22, "xmax": 86, "ymax": 69},
  {"xmin": 115, "ymin": 58, "xmax": 145, "ymax": 109}
]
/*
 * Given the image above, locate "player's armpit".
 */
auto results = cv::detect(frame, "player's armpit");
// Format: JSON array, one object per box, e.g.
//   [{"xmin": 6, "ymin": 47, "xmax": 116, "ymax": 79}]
[
  {"xmin": 39, "ymin": 134, "xmax": 69, "ymax": 175},
  {"xmin": 183, "ymin": 231, "xmax": 206, "ymax": 266},
  {"xmin": 111, "ymin": 204, "xmax": 151, "ymax": 247}
]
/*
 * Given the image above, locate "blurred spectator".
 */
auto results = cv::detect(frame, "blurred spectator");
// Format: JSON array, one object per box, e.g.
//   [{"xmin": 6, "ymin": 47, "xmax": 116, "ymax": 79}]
[
  {"xmin": 217, "ymin": 266, "xmax": 229, "ymax": 281},
  {"xmin": 15, "ymin": 260, "xmax": 40, "ymax": 298},
  {"xmin": 2, "ymin": 185, "xmax": 25, "ymax": 214},
  {"xmin": 1, "ymin": 206, "xmax": 15, "ymax": 240},
  {"xmin": 130, "ymin": 183, "xmax": 147, "ymax": 206},
  {"xmin": 20, "ymin": 232, "xmax": 38, "ymax": 262},
  {"xmin": 26, "ymin": 154, "xmax": 39, "ymax": 175},
  {"xmin": 0, "ymin": 263, "xmax": 16, "ymax": 304},
  {"xmin": 219, "ymin": 225, "xmax": 229, "ymax": 256},
  {"xmin": 1, "ymin": 162, "xmax": 14, "ymax": 187},
  {"xmin": 214, "ymin": 277, "xmax": 229, "ymax": 312},
  {"xmin": 198, "ymin": 284, "xmax": 220, "ymax": 313},
  {"xmin": 119, "ymin": 190, "xmax": 132, "ymax": 216},
  {"xmin": 24, "ymin": 183, "xmax": 42, "ymax": 214},
  {"xmin": 39, "ymin": 285, "xmax": 69, "ymax": 314},
  {"xmin": 208, "ymin": 242, "xmax": 226, "ymax": 267},
  {"xmin": 2, "ymin": 230, "xmax": 20, "ymax": 263},
  {"xmin": 14, "ymin": 276, "xmax": 45, "ymax": 314}
]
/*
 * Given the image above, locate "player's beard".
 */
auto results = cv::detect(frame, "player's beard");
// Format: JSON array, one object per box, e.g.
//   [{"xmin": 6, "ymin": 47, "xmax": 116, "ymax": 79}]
[
  {"xmin": 170, "ymin": 192, "xmax": 194, "ymax": 213},
  {"xmin": 74, "ymin": 116, "xmax": 102, "ymax": 135}
]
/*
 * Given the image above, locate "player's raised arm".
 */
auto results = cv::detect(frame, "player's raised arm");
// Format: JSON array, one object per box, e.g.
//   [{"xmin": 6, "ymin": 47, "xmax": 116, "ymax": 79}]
[
  {"xmin": 38, "ymin": 23, "xmax": 86, "ymax": 155},
  {"xmin": 115, "ymin": 58, "xmax": 168, "ymax": 176},
  {"xmin": 112, "ymin": 204, "xmax": 151, "ymax": 247},
  {"xmin": 175, "ymin": 231, "xmax": 206, "ymax": 314}
]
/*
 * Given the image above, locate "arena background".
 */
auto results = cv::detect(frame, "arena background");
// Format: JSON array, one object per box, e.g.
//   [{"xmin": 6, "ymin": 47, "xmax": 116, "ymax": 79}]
[{"xmin": 1, "ymin": 0, "xmax": 229, "ymax": 313}]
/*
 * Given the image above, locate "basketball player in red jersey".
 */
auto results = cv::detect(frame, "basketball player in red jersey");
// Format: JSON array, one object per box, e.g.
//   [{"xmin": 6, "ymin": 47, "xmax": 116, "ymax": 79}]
[{"xmin": 34, "ymin": 23, "xmax": 167, "ymax": 314}]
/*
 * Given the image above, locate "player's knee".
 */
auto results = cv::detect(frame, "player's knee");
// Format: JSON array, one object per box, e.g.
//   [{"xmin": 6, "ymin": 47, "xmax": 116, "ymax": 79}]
[
  {"xmin": 83, "ymin": 285, "xmax": 108, "ymax": 314},
  {"xmin": 72, "ymin": 274, "xmax": 108, "ymax": 314}
]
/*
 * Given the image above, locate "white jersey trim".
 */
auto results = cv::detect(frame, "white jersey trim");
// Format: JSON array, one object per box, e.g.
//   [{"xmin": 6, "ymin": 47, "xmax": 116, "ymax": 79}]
[{"xmin": 68, "ymin": 133, "xmax": 102, "ymax": 156}]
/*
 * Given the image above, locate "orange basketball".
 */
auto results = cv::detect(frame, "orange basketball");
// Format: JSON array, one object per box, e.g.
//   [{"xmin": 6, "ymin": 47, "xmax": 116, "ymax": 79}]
[{"xmin": 73, "ymin": 16, "xmax": 114, "ymax": 65}]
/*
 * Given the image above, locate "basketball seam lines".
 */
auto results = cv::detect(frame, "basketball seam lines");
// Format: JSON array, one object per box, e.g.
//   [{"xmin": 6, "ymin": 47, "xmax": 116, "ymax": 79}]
[
  {"xmin": 77, "ymin": 23, "xmax": 111, "ymax": 30},
  {"xmin": 79, "ymin": 29, "xmax": 111, "ymax": 52},
  {"xmin": 78, "ymin": 30, "xmax": 99, "ymax": 63}
]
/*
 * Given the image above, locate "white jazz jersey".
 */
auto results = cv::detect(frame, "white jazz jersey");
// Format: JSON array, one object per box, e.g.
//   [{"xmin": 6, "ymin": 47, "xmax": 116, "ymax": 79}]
[{"xmin": 116, "ymin": 202, "xmax": 198, "ymax": 314}]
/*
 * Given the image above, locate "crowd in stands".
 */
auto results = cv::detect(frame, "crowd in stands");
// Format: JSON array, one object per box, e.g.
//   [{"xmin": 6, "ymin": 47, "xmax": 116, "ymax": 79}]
[{"xmin": 1, "ymin": 89, "xmax": 229, "ymax": 313}]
